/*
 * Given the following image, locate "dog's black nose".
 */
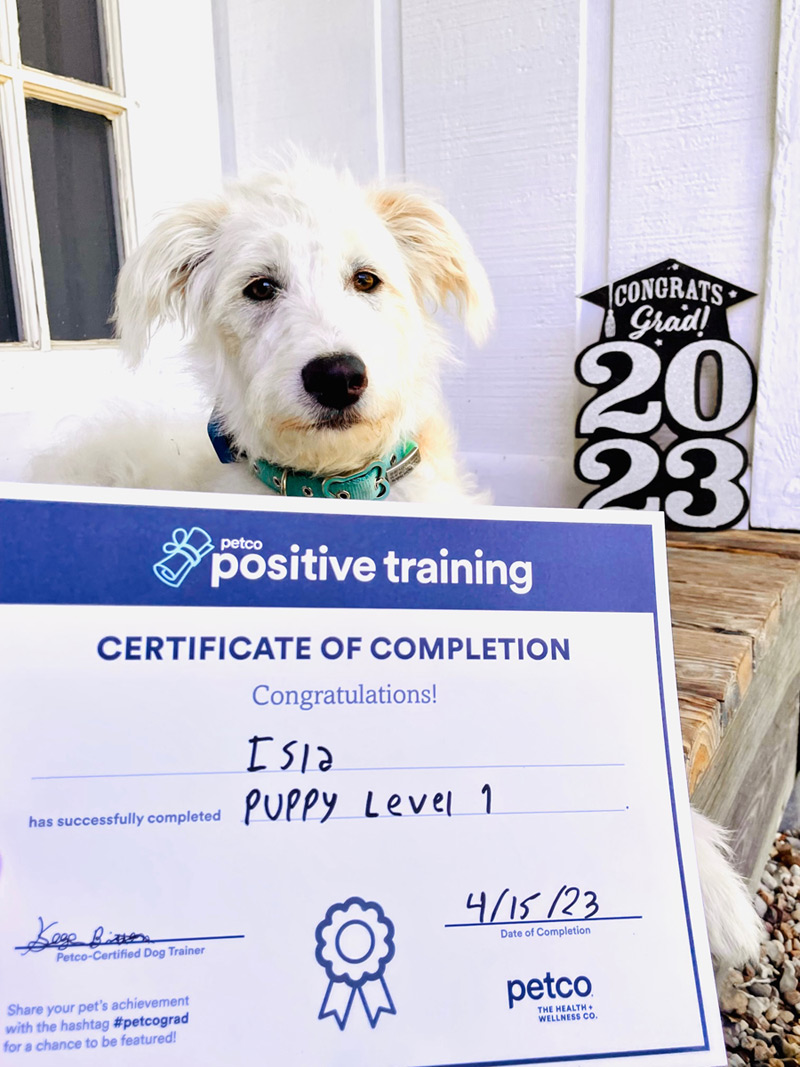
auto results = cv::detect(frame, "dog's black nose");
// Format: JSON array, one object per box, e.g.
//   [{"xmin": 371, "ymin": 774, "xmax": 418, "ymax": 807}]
[{"xmin": 301, "ymin": 353, "xmax": 368, "ymax": 410}]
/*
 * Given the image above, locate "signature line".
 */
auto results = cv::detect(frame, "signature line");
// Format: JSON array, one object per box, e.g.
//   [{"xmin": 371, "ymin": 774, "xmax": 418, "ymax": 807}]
[{"xmin": 14, "ymin": 934, "xmax": 245, "ymax": 951}]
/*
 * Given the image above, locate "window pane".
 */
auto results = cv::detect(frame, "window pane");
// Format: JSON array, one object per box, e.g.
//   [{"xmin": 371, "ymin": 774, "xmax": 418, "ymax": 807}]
[
  {"xmin": 27, "ymin": 99, "xmax": 121, "ymax": 341},
  {"xmin": 0, "ymin": 144, "xmax": 21, "ymax": 343},
  {"xmin": 18, "ymin": 0, "xmax": 108, "ymax": 87}
]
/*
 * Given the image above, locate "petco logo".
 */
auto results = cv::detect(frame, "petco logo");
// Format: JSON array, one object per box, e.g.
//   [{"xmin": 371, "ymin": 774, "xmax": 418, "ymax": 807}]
[
  {"xmin": 153, "ymin": 527, "xmax": 215, "ymax": 588},
  {"xmin": 507, "ymin": 972, "xmax": 592, "ymax": 1010}
]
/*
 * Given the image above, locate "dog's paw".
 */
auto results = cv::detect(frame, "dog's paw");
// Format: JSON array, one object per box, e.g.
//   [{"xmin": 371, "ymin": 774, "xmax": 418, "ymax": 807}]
[{"xmin": 691, "ymin": 808, "xmax": 763, "ymax": 968}]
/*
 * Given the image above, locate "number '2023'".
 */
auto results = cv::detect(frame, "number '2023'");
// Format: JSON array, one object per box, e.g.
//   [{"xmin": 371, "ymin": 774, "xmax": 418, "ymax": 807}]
[{"xmin": 575, "ymin": 338, "xmax": 756, "ymax": 530}]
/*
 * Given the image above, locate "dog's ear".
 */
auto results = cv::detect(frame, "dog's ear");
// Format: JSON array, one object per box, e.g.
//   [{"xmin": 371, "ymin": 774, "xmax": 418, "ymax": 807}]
[
  {"xmin": 114, "ymin": 198, "xmax": 227, "ymax": 365},
  {"xmin": 369, "ymin": 186, "xmax": 494, "ymax": 344}
]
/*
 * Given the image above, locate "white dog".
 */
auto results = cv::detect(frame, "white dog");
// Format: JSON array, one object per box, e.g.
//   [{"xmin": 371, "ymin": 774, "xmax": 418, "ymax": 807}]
[
  {"xmin": 38, "ymin": 161, "xmax": 489, "ymax": 503},
  {"xmin": 32, "ymin": 160, "xmax": 762, "ymax": 969}
]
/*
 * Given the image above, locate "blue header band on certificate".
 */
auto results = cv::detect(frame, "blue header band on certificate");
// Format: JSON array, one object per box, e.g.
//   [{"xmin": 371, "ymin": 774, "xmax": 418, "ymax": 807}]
[{"xmin": 0, "ymin": 498, "xmax": 656, "ymax": 612}]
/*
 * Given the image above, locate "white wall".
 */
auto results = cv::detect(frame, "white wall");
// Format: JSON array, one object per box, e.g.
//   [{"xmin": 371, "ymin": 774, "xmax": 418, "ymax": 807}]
[
  {"xmin": 217, "ymin": 0, "xmax": 786, "ymax": 516},
  {"xmin": 607, "ymin": 0, "xmax": 778, "ymax": 510},
  {"xmin": 1, "ymin": 0, "xmax": 791, "ymax": 527},
  {"xmin": 751, "ymin": 0, "xmax": 800, "ymax": 530}
]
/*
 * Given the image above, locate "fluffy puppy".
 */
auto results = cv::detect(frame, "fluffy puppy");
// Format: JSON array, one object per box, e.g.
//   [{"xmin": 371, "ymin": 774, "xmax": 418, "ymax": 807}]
[
  {"xmin": 74, "ymin": 162, "xmax": 493, "ymax": 503},
  {"xmin": 32, "ymin": 161, "xmax": 761, "ymax": 968}
]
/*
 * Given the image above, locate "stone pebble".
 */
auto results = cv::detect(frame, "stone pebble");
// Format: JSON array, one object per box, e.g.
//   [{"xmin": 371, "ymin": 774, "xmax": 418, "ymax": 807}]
[{"xmin": 723, "ymin": 831, "xmax": 800, "ymax": 1066}]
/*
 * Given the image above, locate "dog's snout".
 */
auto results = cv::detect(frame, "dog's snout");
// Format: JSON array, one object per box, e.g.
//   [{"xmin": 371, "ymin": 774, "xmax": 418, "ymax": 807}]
[{"xmin": 301, "ymin": 353, "xmax": 368, "ymax": 410}]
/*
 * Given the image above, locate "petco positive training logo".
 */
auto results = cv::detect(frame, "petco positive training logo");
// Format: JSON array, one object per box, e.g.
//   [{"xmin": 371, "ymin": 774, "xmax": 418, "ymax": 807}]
[
  {"xmin": 151, "ymin": 529, "xmax": 535, "ymax": 597},
  {"xmin": 153, "ymin": 527, "xmax": 215, "ymax": 588}
]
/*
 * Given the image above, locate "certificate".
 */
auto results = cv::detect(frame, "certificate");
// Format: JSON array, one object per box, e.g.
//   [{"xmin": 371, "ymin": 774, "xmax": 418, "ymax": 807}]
[{"xmin": 0, "ymin": 485, "xmax": 724, "ymax": 1067}]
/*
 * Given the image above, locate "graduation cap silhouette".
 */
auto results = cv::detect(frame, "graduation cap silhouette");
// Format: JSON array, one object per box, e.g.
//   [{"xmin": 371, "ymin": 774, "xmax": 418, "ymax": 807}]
[{"xmin": 581, "ymin": 260, "xmax": 755, "ymax": 353}]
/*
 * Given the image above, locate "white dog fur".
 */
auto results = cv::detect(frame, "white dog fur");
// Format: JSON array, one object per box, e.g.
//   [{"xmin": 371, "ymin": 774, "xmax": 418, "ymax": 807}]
[{"xmin": 31, "ymin": 159, "xmax": 762, "ymax": 969}]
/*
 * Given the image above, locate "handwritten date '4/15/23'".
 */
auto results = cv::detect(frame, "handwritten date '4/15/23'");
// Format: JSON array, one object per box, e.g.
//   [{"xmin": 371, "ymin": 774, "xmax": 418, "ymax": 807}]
[{"xmin": 463, "ymin": 886, "xmax": 599, "ymax": 925}]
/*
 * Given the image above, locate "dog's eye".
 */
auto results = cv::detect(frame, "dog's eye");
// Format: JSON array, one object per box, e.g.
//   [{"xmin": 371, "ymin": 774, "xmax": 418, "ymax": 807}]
[
  {"xmin": 243, "ymin": 277, "xmax": 280, "ymax": 301},
  {"xmin": 353, "ymin": 270, "xmax": 381, "ymax": 293}
]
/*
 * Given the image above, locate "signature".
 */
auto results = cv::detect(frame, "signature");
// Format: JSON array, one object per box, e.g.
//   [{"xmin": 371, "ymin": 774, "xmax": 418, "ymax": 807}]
[{"xmin": 18, "ymin": 917, "xmax": 151, "ymax": 955}]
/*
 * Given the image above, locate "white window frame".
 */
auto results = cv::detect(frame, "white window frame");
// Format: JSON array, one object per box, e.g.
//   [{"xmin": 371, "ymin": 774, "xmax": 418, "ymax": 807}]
[
  {"xmin": 0, "ymin": 0, "xmax": 135, "ymax": 351},
  {"xmin": 0, "ymin": 0, "xmax": 221, "ymax": 483}
]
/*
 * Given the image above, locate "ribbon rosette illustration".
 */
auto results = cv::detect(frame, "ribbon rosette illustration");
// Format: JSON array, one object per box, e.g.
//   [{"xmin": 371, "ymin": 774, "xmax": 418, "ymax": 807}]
[
  {"xmin": 314, "ymin": 897, "xmax": 396, "ymax": 1030},
  {"xmin": 152, "ymin": 527, "xmax": 215, "ymax": 588}
]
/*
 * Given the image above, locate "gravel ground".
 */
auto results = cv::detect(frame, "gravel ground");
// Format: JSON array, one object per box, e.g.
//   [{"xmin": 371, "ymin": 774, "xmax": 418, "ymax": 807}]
[{"xmin": 720, "ymin": 831, "xmax": 800, "ymax": 1065}]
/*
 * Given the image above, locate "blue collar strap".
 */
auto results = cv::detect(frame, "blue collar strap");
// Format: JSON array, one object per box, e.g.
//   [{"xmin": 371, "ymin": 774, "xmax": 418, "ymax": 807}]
[{"xmin": 207, "ymin": 415, "xmax": 420, "ymax": 500}]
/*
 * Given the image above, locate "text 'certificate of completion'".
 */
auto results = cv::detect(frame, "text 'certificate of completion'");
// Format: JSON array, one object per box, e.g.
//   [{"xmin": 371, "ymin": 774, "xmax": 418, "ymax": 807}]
[{"xmin": 0, "ymin": 485, "xmax": 724, "ymax": 1067}]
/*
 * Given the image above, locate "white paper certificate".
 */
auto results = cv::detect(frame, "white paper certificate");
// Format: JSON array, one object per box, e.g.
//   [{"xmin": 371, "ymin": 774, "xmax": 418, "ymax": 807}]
[{"xmin": 0, "ymin": 485, "xmax": 724, "ymax": 1067}]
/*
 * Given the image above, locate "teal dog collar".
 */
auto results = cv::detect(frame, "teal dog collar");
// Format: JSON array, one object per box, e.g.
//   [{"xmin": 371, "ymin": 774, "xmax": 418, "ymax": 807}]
[
  {"xmin": 207, "ymin": 415, "xmax": 420, "ymax": 500},
  {"xmin": 253, "ymin": 441, "xmax": 420, "ymax": 500}
]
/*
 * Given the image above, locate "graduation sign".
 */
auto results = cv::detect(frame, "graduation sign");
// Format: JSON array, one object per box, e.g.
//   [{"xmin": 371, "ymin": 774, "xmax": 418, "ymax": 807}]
[{"xmin": 575, "ymin": 260, "xmax": 757, "ymax": 530}]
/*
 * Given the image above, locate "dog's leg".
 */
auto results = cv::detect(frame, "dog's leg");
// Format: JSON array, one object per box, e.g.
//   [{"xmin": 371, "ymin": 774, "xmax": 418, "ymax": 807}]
[
  {"xmin": 691, "ymin": 807, "xmax": 762, "ymax": 967},
  {"xmin": 26, "ymin": 411, "xmax": 227, "ymax": 492}
]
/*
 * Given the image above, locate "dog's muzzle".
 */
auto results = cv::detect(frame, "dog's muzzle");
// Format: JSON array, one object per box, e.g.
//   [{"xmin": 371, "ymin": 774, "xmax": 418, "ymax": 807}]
[{"xmin": 301, "ymin": 353, "xmax": 367, "ymax": 411}]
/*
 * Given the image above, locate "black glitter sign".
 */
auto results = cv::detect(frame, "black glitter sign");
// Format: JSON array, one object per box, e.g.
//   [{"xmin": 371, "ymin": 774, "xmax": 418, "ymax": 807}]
[{"xmin": 575, "ymin": 259, "xmax": 757, "ymax": 530}]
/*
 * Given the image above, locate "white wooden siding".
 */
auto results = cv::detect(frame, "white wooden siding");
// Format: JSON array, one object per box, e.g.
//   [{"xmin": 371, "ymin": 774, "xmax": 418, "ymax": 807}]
[
  {"xmin": 607, "ymin": 0, "xmax": 778, "ymax": 484},
  {"xmin": 751, "ymin": 0, "xmax": 800, "ymax": 530},
  {"xmin": 1, "ymin": 0, "xmax": 793, "ymax": 528},
  {"xmin": 221, "ymin": 0, "xmax": 386, "ymax": 181}
]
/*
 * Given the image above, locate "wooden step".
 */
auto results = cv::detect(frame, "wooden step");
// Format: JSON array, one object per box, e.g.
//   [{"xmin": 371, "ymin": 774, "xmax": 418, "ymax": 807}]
[{"xmin": 667, "ymin": 530, "xmax": 800, "ymax": 888}]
